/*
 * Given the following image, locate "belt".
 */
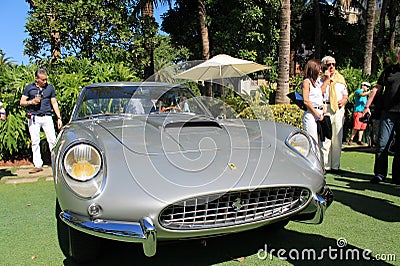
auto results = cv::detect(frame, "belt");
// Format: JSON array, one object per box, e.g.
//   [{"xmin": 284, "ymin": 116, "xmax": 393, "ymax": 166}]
[
  {"xmin": 35, "ymin": 114, "xmax": 51, "ymax": 117},
  {"xmin": 313, "ymin": 106, "xmax": 324, "ymax": 110}
]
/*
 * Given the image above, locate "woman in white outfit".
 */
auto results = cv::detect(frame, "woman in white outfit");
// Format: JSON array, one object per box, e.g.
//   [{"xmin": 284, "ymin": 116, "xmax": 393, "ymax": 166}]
[{"xmin": 302, "ymin": 59, "xmax": 329, "ymax": 143}]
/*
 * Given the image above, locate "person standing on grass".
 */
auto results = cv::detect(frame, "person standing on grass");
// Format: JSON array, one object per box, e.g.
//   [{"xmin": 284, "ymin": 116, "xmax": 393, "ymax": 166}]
[
  {"xmin": 20, "ymin": 68, "xmax": 62, "ymax": 174},
  {"xmin": 301, "ymin": 59, "xmax": 329, "ymax": 143},
  {"xmin": 363, "ymin": 46, "xmax": 400, "ymax": 185},
  {"xmin": 348, "ymin": 81, "xmax": 372, "ymax": 146},
  {"xmin": 320, "ymin": 56, "xmax": 348, "ymax": 174}
]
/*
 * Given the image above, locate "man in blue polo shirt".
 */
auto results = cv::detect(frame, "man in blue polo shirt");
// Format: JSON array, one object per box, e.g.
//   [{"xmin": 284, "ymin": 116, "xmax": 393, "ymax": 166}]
[{"xmin": 20, "ymin": 68, "xmax": 62, "ymax": 173}]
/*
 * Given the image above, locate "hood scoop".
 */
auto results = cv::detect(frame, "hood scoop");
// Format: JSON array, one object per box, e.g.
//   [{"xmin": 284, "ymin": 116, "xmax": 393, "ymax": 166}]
[{"xmin": 163, "ymin": 120, "xmax": 222, "ymax": 129}]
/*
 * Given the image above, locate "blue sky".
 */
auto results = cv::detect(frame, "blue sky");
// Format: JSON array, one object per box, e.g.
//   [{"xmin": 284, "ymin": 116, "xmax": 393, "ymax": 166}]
[
  {"xmin": 0, "ymin": 1, "xmax": 169, "ymax": 65},
  {"xmin": 0, "ymin": 1, "xmax": 30, "ymax": 64}
]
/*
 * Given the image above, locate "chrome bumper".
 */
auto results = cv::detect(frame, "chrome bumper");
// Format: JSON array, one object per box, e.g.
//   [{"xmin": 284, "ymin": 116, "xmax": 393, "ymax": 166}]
[
  {"xmin": 60, "ymin": 211, "xmax": 157, "ymax": 257},
  {"xmin": 294, "ymin": 185, "xmax": 333, "ymax": 224}
]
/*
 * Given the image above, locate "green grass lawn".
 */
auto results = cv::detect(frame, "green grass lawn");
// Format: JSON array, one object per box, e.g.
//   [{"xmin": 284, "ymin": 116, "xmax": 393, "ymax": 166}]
[{"xmin": 0, "ymin": 150, "xmax": 399, "ymax": 265}]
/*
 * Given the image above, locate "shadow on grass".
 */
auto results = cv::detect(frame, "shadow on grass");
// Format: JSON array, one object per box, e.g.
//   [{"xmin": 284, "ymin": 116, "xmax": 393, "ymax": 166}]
[
  {"xmin": 328, "ymin": 169, "xmax": 372, "ymax": 181},
  {"xmin": 0, "ymin": 169, "xmax": 17, "ymax": 180},
  {"xmin": 327, "ymin": 169, "xmax": 400, "ymax": 197},
  {"xmin": 330, "ymin": 189, "xmax": 399, "ymax": 222},
  {"xmin": 62, "ymin": 225, "xmax": 392, "ymax": 266},
  {"xmin": 342, "ymin": 146, "xmax": 376, "ymax": 154}
]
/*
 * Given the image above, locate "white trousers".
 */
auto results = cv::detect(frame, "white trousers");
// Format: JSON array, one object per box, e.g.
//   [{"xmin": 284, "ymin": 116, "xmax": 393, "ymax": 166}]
[
  {"xmin": 302, "ymin": 109, "xmax": 323, "ymax": 144},
  {"xmin": 321, "ymin": 106, "xmax": 345, "ymax": 170},
  {"xmin": 28, "ymin": 116, "xmax": 57, "ymax": 168}
]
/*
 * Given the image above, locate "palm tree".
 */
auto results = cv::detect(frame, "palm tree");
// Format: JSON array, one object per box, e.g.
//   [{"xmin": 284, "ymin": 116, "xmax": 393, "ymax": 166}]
[
  {"xmin": 313, "ymin": 0, "xmax": 322, "ymax": 59},
  {"xmin": 363, "ymin": 0, "xmax": 377, "ymax": 75},
  {"xmin": 136, "ymin": 0, "xmax": 172, "ymax": 78},
  {"xmin": 275, "ymin": 0, "xmax": 291, "ymax": 104},
  {"xmin": 340, "ymin": 0, "xmax": 376, "ymax": 75},
  {"xmin": 197, "ymin": 0, "xmax": 210, "ymax": 61},
  {"xmin": 0, "ymin": 50, "xmax": 16, "ymax": 66},
  {"xmin": 196, "ymin": 0, "xmax": 212, "ymax": 96},
  {"xmin": 387, "ymin": 0, "xmax": 400, "ymax": 49},
  {"xmin": 374, "ymin": 0, "xmax": 389, "ymax": 74}
]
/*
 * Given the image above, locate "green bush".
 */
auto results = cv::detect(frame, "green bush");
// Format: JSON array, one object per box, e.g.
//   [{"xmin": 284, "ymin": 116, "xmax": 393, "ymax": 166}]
[
  {"xmin": 269, "ymin": 104, "xmax": 303, "ymax": 129},
  {"xmin": 223, "ymin": 88, "xmax": 303, "ymax": 129},
  {"xmin": 0, "ymin": 58, "xmax": 140, "ymax": 161}
]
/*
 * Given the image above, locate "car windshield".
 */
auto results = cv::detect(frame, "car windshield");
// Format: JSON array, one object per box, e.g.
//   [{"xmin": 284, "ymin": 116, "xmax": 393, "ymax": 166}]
[{"xmin": 73, "ymin": 84, "xmax": 212, "ymax": 120}]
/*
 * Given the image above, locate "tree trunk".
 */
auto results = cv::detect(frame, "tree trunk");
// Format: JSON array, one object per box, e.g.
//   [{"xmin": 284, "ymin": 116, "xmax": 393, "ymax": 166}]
[
  {"xmin": 387, "ymin": 0, "xmax": 398, "ymax": 50},
  {"xmin": 363, "ymin": 0, "xmax": 376, "ymax": 75},
  {"xmin": 142, "ymin": 1, "xmax": 155, "ymax": 79},
  {"xmin": 276, "ymin": 0, "xmax": 291, "ymax": 104},
  {"xmin": 373, "ymin": 0, "xmax": 388, "ymax": 74},
  {"xmin": 50, "ymin": 13, "xmax": 61, "ymax": 62},
  {"xmin": 313, "ymin": 0, "xmax": 321, "ymax": 59},
  {"xmin": 197, "ymin": 0, "xmax": 210, "ymax": 61},
  {"xmin": 197, "ymin": 0, "xmax": 212, "ymax": 97}
]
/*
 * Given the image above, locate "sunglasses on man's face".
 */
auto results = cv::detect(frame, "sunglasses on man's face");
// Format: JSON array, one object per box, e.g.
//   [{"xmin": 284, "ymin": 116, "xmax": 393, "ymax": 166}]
[{"xmin": 326, "ymin": 63, "xmax": 336, "ymax": 67}]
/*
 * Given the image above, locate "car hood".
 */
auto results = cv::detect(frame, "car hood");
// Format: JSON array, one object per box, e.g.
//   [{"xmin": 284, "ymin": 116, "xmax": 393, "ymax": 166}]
[{"xmin": 94, "ymin": 115, "xmax": 272, "ymax": 155}]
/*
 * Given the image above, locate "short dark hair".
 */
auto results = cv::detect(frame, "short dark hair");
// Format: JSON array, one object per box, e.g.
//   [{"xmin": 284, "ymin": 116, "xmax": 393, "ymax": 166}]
[{"xmin": 35, "ymin": 68, "xmax": 47, "ymax": 77}]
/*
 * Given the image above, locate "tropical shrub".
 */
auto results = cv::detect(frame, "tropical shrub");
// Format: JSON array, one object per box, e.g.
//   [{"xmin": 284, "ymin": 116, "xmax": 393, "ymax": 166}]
[
  {"xmin": 269, "ymin": 104, "xmax": 303, "ymax": 129},
  {"xmin": 0, "ymin": 58, "xmax": 140, "ymax": 161}
]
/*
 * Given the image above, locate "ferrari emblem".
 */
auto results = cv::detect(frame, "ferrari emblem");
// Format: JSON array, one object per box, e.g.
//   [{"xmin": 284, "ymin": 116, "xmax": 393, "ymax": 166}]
[
  {"xmin": 228, "ymin": 162, "xmax": 237, "ymax": 170},
  {"xmin": 232, "ymin": 198, "xmax": 243, "ymax": 211}
]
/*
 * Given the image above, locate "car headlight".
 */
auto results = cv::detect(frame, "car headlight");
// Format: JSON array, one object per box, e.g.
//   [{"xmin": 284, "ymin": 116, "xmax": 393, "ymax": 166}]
[
  {"xmin": 287, "ymin": 132, "xmax": 310, "ymax": 157},
  {"xmin": 286, "ymin": 131, "xmax": 322, "ymax": 173},
  {"xmin": 64, "ymin": 144, "xmax": 101, "ymax": 181},
  {"xmin": 61, "ymin": 143, "xmax": 105, "ymax": 198}
]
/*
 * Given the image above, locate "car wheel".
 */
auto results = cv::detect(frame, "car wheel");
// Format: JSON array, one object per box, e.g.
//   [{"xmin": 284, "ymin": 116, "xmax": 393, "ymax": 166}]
[{"xmin": 55, "ymin": 199, "xmax": 102, "ymax": 263}]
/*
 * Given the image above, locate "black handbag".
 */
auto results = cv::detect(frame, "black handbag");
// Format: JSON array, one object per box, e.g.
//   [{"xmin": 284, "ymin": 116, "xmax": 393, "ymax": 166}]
[{"xmin": 287, "ymin": 91, "xmax": 307, "ymax": 111}]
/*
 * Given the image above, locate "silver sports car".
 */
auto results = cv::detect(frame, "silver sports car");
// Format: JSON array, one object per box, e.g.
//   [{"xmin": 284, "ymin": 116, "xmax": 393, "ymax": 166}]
[{"xmin": 52, "ymin": 82, "xmax": 332, "ymax": 262}]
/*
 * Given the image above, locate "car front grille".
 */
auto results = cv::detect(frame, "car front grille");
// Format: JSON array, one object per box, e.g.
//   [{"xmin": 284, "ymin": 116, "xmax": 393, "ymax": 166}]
[{"xmin": 159, "ymin": 187, "xmax": 310, "ymax": 230}]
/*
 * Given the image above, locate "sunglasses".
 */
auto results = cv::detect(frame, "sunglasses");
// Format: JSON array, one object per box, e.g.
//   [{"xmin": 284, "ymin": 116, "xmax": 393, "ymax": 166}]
[{"xmin": 326, "ymin": 63, "xmax": 336, "ymax": 67}]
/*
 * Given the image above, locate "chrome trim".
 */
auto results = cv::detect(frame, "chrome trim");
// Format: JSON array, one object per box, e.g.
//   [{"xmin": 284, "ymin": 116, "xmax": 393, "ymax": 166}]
[
  {"xmin": 59, "ymin": 139, "xmax": 106, "ymax": 199},
  {"xmin": 159, "ymin": 187, "xmax": 311, "ymax": 230},
  {"xmin": 285, "ymin": 130, "xmax": 324, "ymax": 173},
  {"xmin": 60, "ymin": 211, "xmax": 157, "ymax": 257},
  {"xmin": 296, "ymin": 185, "xmax": 333, "ymax": 224}
]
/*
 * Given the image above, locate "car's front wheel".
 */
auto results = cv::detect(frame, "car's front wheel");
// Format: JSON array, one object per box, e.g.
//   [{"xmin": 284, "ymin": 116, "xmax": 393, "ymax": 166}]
[{"xmin": 56, "ymin": 199, "xmax": 102, "ymax": 263}]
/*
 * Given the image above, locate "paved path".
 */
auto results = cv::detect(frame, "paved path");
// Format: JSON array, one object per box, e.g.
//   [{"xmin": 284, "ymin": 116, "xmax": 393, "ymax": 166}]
[{"xmin": 0, "ymin": 165, "xmax": 53, "ymax": 184}]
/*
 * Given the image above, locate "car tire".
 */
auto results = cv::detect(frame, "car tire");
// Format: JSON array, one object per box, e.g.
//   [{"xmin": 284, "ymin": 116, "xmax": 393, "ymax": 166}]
[{"xmin": 56, "ymin": 199, "xmax": 102, "ymax": 263}]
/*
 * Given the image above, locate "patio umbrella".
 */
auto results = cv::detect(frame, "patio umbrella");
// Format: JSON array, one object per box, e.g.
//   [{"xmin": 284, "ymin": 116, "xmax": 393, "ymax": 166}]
[{"xmin": 175, "ymin": 54, "xmax": 269, "ymax": 81}]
